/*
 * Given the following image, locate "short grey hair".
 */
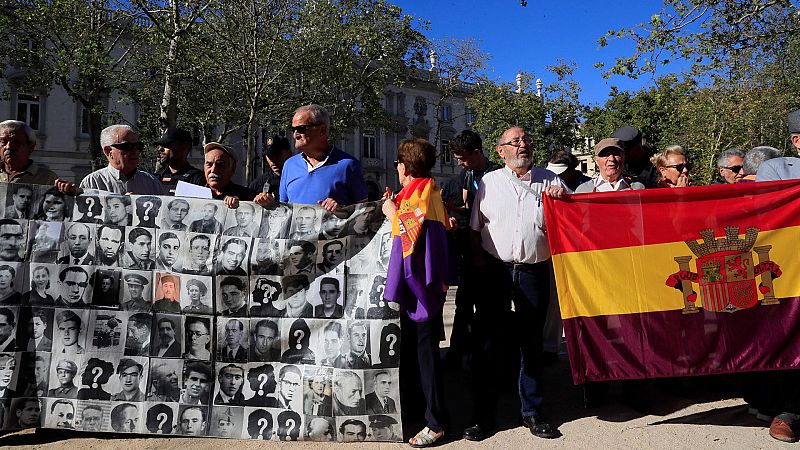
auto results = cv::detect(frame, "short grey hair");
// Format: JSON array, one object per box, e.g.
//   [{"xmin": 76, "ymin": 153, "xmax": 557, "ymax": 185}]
[
  {"xmin": 0, "ymin": 120, "xmax": 36, "ymax": 147},
  {"xmin": 100, "ymin": 124, "xmax": 135, "ymax": 149},
  {"xmin": 496, "ymin": 127, "xmax": 524, "ymax": 147},
  {"xmin": 716, "ymin": 148, "xmax": 745, "ymax": 168},
  {"xmin": 744, "ymin": 146, "xmax": 781, "ymax": 175},
  {"xmin": 294, "ymin": 104, "xmax": 330, "ymax": 128}
]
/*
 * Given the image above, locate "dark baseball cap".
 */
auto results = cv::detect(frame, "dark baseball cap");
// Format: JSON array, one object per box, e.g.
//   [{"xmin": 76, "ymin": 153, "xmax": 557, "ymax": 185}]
[
  {"xmin": 265, "ymin": 136, "xmax": 291, "ymax": 158},
  {"xmin": 154, "ymin": 128, "xmax": 192, "ymax": 146},
  {"xmin": 788, "ymin": 109, "xmax": 800, "ymax": 134},
  {"xmin": 611, "ymin": 126, "xmax": 642, "ymax": 147}
]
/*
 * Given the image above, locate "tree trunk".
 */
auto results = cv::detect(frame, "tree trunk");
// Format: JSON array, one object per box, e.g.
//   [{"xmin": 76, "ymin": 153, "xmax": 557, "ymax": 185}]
[
  {"xmin": 87, "ymin": 107, "xmax": 105, "ymax": 171},
  {"xmin": 244, "ymin": 108, "xmax": 258, "ymax": 185},
  {"xmin": 159, "ymin": 2, "xmax": 181, "ymax": 130}
]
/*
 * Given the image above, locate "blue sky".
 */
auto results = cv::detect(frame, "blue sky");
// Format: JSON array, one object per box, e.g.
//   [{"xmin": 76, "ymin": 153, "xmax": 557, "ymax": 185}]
[{"xmin": 393, "ymin": 0, "xmax": 681, "ymax": 106}]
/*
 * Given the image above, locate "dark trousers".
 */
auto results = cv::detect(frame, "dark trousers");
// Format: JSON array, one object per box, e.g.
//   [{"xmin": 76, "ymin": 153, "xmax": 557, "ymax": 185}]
[
  {"xmin": 471, "ymin": 257, "xmax": 551, "ymax": 419},
  {"xmin": 401, "ymin": 313, "xmax": 446, "ymax": 432}
]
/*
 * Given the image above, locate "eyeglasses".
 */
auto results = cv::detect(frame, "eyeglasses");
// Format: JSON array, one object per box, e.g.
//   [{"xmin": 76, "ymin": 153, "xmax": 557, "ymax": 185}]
[
  {"xmin": 499, "ymin": 136, "xmax": 532, "ymax": 148},
  {"xmin": 666, "ymin": 163, "xmax": 691, "ymax": 172},
  {"xmin": 110, "ymin": 142, "xmax": 144, "ymax": 152},
  {"xmin": 393, "ymin": 160, "xmax": 401, "ymax": 167},
  {"xmin": 187, "ymin": 331, "xmax": 209, "ymax": 337},
  {"xmin": 290, "ymin": 124, "xmax": 321, "ymax": 134},
  {"xmin": 721, "ymin": 165, "xmax": 743, "ymax": 173}
]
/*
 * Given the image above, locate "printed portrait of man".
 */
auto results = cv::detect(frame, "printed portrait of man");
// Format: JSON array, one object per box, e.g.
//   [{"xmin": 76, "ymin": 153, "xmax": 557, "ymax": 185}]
[
  {"xmin": 183, "ymin": 316, "xmax": 211, "ymax": 361},
  {"xmin": 151, "ymin": 316, "xmax": 181, "ymax": 358},
  {"xmin": 290, "ymin": 206, "xmax": 319, "ymax": 241},
  {"xmin": 215, "ymin": 238, "xmax": 248, "ymax": 276},
  {"xmin": 134, "ymin": 195, "xmax": 162, "ymax": 228},
  {"xmin": 281, "ymin": 274, "xmax": 312, "ymax": 318},
  {"xmin": 11, "ymin": 398, "xmax": 42, "ymax": 429},
  {"xmin": 26, "ymin": 308, "xmax": 53, "ymax": 351},
  {"xmin": 275, "ymin": 364, "xmax": 302, "ymax": 410},
  {"xmin": 29, "ymin": 221, "xmax": 61, "ymax": 262},
  {"xmin": 250, "ymin": 319, "xmax": 280, "ymax": 362},
  {"xmin": 180, "ymin": 235, "xmax": 212, "ymax": 275},
  {"xmin": 258, "ymin": 203, "xmax": 291, "ymax": 239},
  {"xmin": 0, "ymin": 218, "xmax": 25, "ymax": 262},
  {"xmin": 80, "ymin": 404, "xmax": 104, "ymax": 431},
  {"xmin": 368, "ymin": 414, "xmax": 399, "ymax": 441},
  {"xmin": 47, "ymin": 359, "xmax": 78, "ymax": 399},
  {"xmin": 91, "ymin": 269, "xmax": 121, "ymax": 309},
  {"xmin": 57, "ymin": 222, "xmax": 94, "ymax": 265},
  {"xmin": 320, "ymin": 321, "xmax": 343, "ymax": 367},
  {"xmin": 223, "ymin": 202, "xmax": 256, "ymax": 237},
  {"xmin": 211, "ymin": 406, "xmax": 243, "ymax": 438},
  {"xmin": 110, "ymin": 402, "xmax": 139, "ymax": 432},
  {"xmin": 180, "ymin": 360, "xmax": 211, "ymax": 405},
  {"xmin": 251, "ymin": 239, "xmax": 282, "ymax": 276},
  {"xmin": 177, "ymin": 405, "xmax": 207, "ymax": 436},
  {"xmin": 315, "ymin": 276, "xmax": 343, "ymax": 319},
  {"xmin": 189, "ymin": 203, "xmax": 223, "ymax": 234},
  {"xmin": 95, "ymin": 225, "xmax": 125, "ymax": 267},
  {"xmin": 124, "ymin": 312, "xmax": 151, "ymax": 356},
  {"xmin": 156, "ymin": 232, "xmax": 182, "ymax": 272},
  {"xmin": 336, "ymin": 321, "xmax": 371, "ymax": 369},
  {"xmin": 306, "ymin": 416, "xmax": 335, "ymax": 441},
  {"xmin": 218, "ymin": 318, "xmax": 248, "ymax": 362},
  {"xmin": 283, "ymin": 240, "xmax": 315, "ymax": 276},
  {"xmin": 213, "ymin": 363, "xmax": 245, "ymax": 406},
  {"xmin": 103, "ymin": 195, "xmax": 131, "ymax": 227},
  {"xmin": 219, "ymin": 276, "xmax": 247, "ymax": 317},
  {"xmin": 55, "ymin": 266, "xmax": 91, "ymax": 308},
  {"xmin": 49, "ymin": 399, "xmax": 76, "ymax": 429},
  {"xmin": 5, "ymin": 184, "xmax": 34, "ymax": 219},
  {"xmin": 120, "ymin": 273, "xmax": 150, "ymax": 312},
  {"xmin": 365, "ymin": 370, "xmax": 397, "ymax": 415},
  {"xmin": 0, "ymin": 307, "xmax": 17, "ymax": 351},
  {"xmin": 339, "ymin": 418, "xmax": 367, "ymax": 442},
  {"xmin": 161, "ymin": 198, "xmax": 190, "ymax": 231},
  {"xmin": 120, "ymin": 228, "xmax": 155, "ymax": 270},
  {"xmin": 54, "ymin": 310, "xmax": 85, "ymax": 355},
  {"xmin": 317, "ymin": 240, "xmax": 345, "ymax": 274},
  {"xmin": 111, "ymin": 358, "xmax": 146, "ymax": 402},
  {"xmin": 153, "ymin": 274, "xmax": 181, "ymax": 314},
  {"xmin": 319, "ymin": 210, "xmax": 349, "ymax": 240},
  {"xmin": 333, "ymin": 370, "xmax": 365, "ymax": 416},
  {"xmin": 146, "ymin": 360, "xmax": 180, "ymax": 402}
]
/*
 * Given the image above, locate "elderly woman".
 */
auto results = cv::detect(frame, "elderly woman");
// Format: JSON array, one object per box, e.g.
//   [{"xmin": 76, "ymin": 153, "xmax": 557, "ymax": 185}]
[
  {"xmin": 653, "ymin": 145, "xmax": 690, "ymax": 188},
  {"xmin": 382, "ymin": 138, "xmax": 450, "ymax": 447}
]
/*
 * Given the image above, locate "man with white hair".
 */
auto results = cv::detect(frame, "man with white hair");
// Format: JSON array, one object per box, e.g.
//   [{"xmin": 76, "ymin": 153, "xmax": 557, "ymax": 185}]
[
  {"xmin": 78, "ymin": 124, "xmax": 165, "ymax": 195},
  {"xmin": 715, "ymin": 148, "xmax": 746, "ymax": 184},
  {"xmin": 758, "ymin": 109, "xmax": 800, "ymax": 181},
  {"xmin": 0, "ymin": 120, "xmax": 59, "ymax": 185}
]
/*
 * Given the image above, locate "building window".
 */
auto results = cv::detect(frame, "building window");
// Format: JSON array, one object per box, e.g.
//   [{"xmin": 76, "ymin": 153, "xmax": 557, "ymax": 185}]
[
  {"xmin": 16, "ymin": 93, "xmax": 40, "ymax": 130},
  {"xmin": 79, "ymin": 105, "xmax": 90, "ymax": 136},
  {"xmin": 440, "ymin": 104, "xmax": 452, "ymax": 122},
  {"xmin": 362, "ymin": 129, "xmax": 377, "ymax": 158},
  {"xmin": 581, "ymin": 161, "xmax": 588, "ymax": 173},
  {"xmin": 465, "ymin": 108, "xmax": 475, "ymax": 125},
  {"xmin": 442, "ymin": 139, "xmax": 452, "ymax": 165}
]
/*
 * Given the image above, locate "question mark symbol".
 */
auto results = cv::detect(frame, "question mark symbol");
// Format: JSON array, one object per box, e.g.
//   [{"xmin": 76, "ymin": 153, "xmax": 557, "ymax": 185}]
[
  {"xmin": 257, "ymin": 417, "xmax": 269, "ymax": 440},
  {"xmin": 91, "ymin": 366, "xmax": 102, "ymax": 389},
  {"xmin": 85, "ymin": 197, "xmax": 96, "ymax": 217},
  {"xmin": 284, "ymin": 418, "xmax": 297, "ymax": 441},
  {"xmin": 142, "ymin": 201, "xmax": 153, "ymax": 222},
  {"xmin": 385, "ymin": 334, "xmax": 397, "ymax": 357},
  {"xmin": 156, "ymin": 412, "xmax": 168, "ymax": 434},
  {"xmin": 293, "ymin": 329, "xmax": 305, "ymax": 350},
  {"xmin": 257, "ymin": 373, "xmax": 269, "ymax": 396}
]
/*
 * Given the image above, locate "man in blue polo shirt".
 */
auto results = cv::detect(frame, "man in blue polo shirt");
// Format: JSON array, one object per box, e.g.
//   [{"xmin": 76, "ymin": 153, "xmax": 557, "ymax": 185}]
[{"xmin": 278, "ymin": 105, "xmax": 368, "ymax": 211}]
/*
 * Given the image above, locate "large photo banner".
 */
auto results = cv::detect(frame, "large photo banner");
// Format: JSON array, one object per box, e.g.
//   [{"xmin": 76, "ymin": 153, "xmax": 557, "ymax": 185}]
[
  {"xmin": 545, "ymin": 180, "xmax": 800, "ymax": 385},
  {"xmin": 0, "ymin": 182, "xmax": 402, "ymax": 442}
]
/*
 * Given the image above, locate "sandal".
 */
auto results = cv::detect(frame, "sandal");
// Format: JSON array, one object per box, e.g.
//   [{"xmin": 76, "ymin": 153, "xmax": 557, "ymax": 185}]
[{"xmin": 409, "ymin": 426, "xmax": 444, "ymax": 448}]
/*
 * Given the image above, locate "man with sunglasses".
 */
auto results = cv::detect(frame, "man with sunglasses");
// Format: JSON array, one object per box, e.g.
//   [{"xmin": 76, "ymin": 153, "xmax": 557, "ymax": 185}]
[
  {"xmin": 757, "ymin": 109, "xmax": 800, "ymax": 181},
  {"xmin": 715, "ymin": 148, "xmax": 745, "ymax": 184},
  {"xmin": 79, "ymin": 124, "xmax": 166, "ymax": 195},
  {"xmin": 277, "ymin": 104, "xmax": 368, "ymax": 212}
]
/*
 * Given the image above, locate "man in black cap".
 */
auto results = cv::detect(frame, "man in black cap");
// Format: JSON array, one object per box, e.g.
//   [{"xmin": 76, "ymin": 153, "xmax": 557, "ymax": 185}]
[
  {"xmin": 369, "ymin": 415, "xmax": 400, "ymax": 441},
  {"xmin": 250, "ymin": 135, "xmax": 291, "ymax": 195},
  {"xmin": 611, "ymin": 125, "xmax": 658, "ymax": 188},
  {"xmin": 154, "ymin": 128, "xmax": 205, "ymax": 194},
  {"xmin": 757, "ymin": 109, "xmax": 800, "ymax": 181}
]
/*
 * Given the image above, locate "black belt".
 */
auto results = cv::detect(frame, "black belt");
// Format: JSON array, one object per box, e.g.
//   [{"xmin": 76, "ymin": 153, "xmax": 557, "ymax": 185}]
[{"xmin": 504, "ymin": 262, "xmax": 537, "ymax": 271}]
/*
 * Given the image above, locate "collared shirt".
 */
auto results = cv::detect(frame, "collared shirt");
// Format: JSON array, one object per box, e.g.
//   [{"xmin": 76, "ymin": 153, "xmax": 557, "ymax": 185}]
[
  {"xmin": 209, "ymin": 182, "xmax": 258, "ymax": 201},
  {"xmin": 470, "ymin": 166, "xmax": 564, "ymax": 264},
  {"xmin": 80, "ymin": 166, "xmax": 166, "ymax": 195},
  {"xmin": 216, "ymin": 390, "xmax": 234, "ymax": 404},
  {"xmin": 161, "ymin": 217, "xmax": 187, "ymax": 231},
  {"xmin": 111, "ymin": 389, "xmax": 145, "ymax": 402},
  {"xmin": 157, "ymin": 341, "xmax": 175, "ymax": 357},
  {"xmin": 280, "ymin": 146, "xmax": 368, "ymax": 206},
  {"xmin": 0, "ymin": 160, "xmax": 59, "ymax": 185},
  {"xmin": 574, "ymin": 175, "xmax": 644, "ymax": 193},
  {"xmin": 0, "ymin": 333, "xmax": 13, "ymax": 351}
]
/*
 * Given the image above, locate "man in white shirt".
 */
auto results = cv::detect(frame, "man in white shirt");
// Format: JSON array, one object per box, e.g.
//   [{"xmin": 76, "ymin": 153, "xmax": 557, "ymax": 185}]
[
  {"xmin": 466, "ymin": 127, "xmax": 564, "ymax": 441},
  {"xmin": 574, "ymin": 138, "xmax": 645, "ymax": 193}
]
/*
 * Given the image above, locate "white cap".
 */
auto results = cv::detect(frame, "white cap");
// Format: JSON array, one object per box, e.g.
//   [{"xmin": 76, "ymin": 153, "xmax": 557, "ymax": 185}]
[{"xmin": 546, "ymin": 163, "xmax": 568, "ymax": 175}]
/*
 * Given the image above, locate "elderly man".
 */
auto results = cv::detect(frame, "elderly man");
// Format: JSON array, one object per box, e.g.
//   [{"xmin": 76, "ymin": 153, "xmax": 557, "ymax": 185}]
[
  {"xmin": 153, "ymin": 128, "xmax": 205, "ymax": 194},
  {"xmin": 152, "ymin": 317, "xmax": 181, "ymax": 357},
  {"xmin": 758, "ymin": 109, "xmax": 800, "ymax": 181},
  {"xmin": 47, "ymin": 363, "xmax": 78, "ymax": 398},
  {"xmin": 333, "ymin": 370, "xmax": 365, "ymax": 415},
  {"xmin": 716, "ymin": 148, "xmax": 746, "ymax": 184},
  {"xmin": 276, "ymin": 104, "xmax": 368, "ymax": 211},
  {"xmin": 250, "ymin": 135, "xmax": 292, "ymax": 193},
  {"xmin": 575, "ymin": 138, "xmax": 646, "ymax": 193},
  {"xmin": 81, "ymin": 405, "xmax": 104, "ymax": 432},
  {"xmin": 147, "ymin": 362, "xmax": 180, "ymax": 402},
  {"xmin": 78, "ymin": 124, "xmax": 165, "ymax": 195},
  {"xmin": 111, "ymin": 358, "xmax": 145, "ymax": 401},
  {"xmin": 612, "ymin": 125, "xmax": 658, "ymax": 188},
  {"xmin": 203, "ymin": 142, "xmax": 258, "ymax": 203},
  {"xmin": 366, "ymin": 371, "xmax": 397, "ymax": 414},
  {"xmin": 0, "ymin": 120, "xmax": 59, "ymax": 184},
  {"xmin": 466, "ymin": 126, "xmax": 565, "ymax": 441},
  {"xmin": 742, "ymin": 146, "xmax": 780, "ymax": 181}
]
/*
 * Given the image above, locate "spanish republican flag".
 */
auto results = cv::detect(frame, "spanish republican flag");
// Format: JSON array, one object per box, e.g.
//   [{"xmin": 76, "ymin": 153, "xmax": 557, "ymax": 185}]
[
  {"xmin": 384, "ymin": 178, "xmax": 451, "ymax": 322},
  {"xmin": 544, "ymin": 180, "xmax": 800, "ymax": 384}
]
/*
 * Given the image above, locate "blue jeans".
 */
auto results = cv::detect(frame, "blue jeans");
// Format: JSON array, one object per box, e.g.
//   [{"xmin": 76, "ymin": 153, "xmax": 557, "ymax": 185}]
[{"xmin": 471, "ymin": 256, "xmax": 551, "ymax": 419}]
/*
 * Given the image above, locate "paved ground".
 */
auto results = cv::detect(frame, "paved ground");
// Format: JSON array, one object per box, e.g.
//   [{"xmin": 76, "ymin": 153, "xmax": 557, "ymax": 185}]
[{"xmin": 0, "ymin": 289, "xmax": 788, "ymax": 449}]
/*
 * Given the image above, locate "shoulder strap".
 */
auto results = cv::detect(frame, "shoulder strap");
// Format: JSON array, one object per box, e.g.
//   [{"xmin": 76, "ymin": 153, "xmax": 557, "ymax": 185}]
[{"xmin": 502, "ymin": 168, "xmax": 542, "ymax": 200}]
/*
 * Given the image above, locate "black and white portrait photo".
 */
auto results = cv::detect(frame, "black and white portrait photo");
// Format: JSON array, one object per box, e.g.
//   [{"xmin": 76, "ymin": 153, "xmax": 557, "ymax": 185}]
[
  {"xmin": 150, "ymin": 314, "xmax": 182, "ymax": 358},
  {"xmin": 319, "ymin": 209, "xmax": 349, "ymax": 240},
  {"xmin": 214, "ymin": 363, "xmax": 245, "ymax": 406},
  {"xmin": 243, "ymin": 407, "xmax": 273, "ymax": 440},
  {"xmin": 249, "ymin": 276, "xmax": 283, "ymax": 317},
  {"xmin": 241, "ymin": 363, "xmax": 278, "ymax": 407},
  {"xmin": 58, "ymin": 222, "xmax": 95, "ymax": 265},
  {"xmin": 289, "ymin": 205, "xmax": 321, "ymax": 241},
  {"xmin": 95, "ymin": 225, "xmax": 125, "ymax": 267},
  {"xmin": 28, "ymin": 220, "xmax": 62, "ymax": 263},
  {"xmin": 77, "ymin": 401, "xmax": 108, "ymax": 432},
  {"xmin": 273, "ymin": 363, "xmax": 303, "ymax": 411},
  {"xmin": 109, "ymin": 401, "xmax": 142, "ymax": 433},
  {"xmin": 0, "ymin": 262, "xmax": 24, "ymax": 304},
  {"xmin": 249, "ymin": 319, "xmax": 281, "ymax": 363},
  {"xmin": 223, "ymin": 202, "xmax": 261, "ymax": 237},
  {"xmin": 91, "ymin": 269, "xmax": 121, "ymax": 309},
  {"xmin": 283, "ymin": 241, "xmax": 316, "ymax": 277},
  {"xmin": 5, "ymin": 397, "xmax": 42, "ymax": 429},
  {"xmin": 23, "ymin": 264, "xmax": 56, "ymax": 305},
  {"xmin": 0, "ymin": 218, "xmax": 27, "ymax": 262},
  {"xmin": 110, "ymin": 357, "xmax": 149, "ymax": 402},
  {"xmin": 155, "ymin": 230, "xmax": 185, "ymax": 272},
  {"xmin": 363, "ymin": 369, "xmax": 399, "ymax": 415},
  {"xmin": 34, "ymin": 186, "xmax": 73, "ymax": 221},
  {"xmin": 47, "ymin": 358, "xmax": 80, "ymax": 399},
  {"xmin": 217, "ymin": 276, "xmax": 248, "ymax": 317},
  {"xmin": 343, "ymin": 274, "xmax": 369, "ymax": 320},
  {"xmin": 182, "ymin": 316, "xmax": 212, "ymax": 361},
  {"xmin": 215, "ymin": 237, "xmax": 249, "ymax": 276},
  {"xmin": 146, "ymin": 358, "xmax": 182, "ymax": 403},
  {"xmin": 280, "ymin": 319, "xmax": 315, "ymax": 365},
  {"xmin": 132, "ymin": 195, "xmax": 162, "ymax": 229},
  {"xmin": 317, "ymin": 321, "xmax": 343, "ymax": 367},
  {"xmin": 258, "ymin": 203, "xmax": 292, "ymax": 239},
  {"xmin": 123, "ymin": 312, "xmax": 152, "ymax": 357},
  {"xmin": 210, "ymin": 405, "xmax": 244, "ymax": 438},
  {"xmin": 54, "ymin": 265, "xmax": 94, "ymax": 308},
  {"xmin": 303, "ymin": 366, "xmax": 333, "ymax": 417},
  {"xmin": 176, "ymin": 404, "xmax": 208, "ymax": 436},
  {"xmin": 332, "ymin": 370, "xmax": 365, "ymax": 416},
  {"xmin": 305, "ymin": 415, "xmax": 335, "ymax": 441},
  {"xmin": 120, "ymin": 227, "xmax": 155, "ymax": 271},
  {"xmin": 310, "ymin": 275, "xmax": 344, "ymax": 319},
  {"xmin": 316, "ymin": 239, "xmax": 347, "ymax": 275},
  {"xmin": 250, "ymin": 238, "xmax": 284, "ymax": 276},
  {"xmin": 44, "ymin": 398, "xmax": 78, "ymax": 429},
  {"xmin": 346, "ymin": 235, "xmax": 374, "ymax": 274},
  {"xmin": 160, "ymin": 198, "xmax": 191, "ymax": 231},
  {"xmin": 275, "ymin": 409, "xmax": 302, "ymax": 441},
  {"xmin": 180, "ymin": 360, "xmax": 212, "ymax": 405},
  {"xmin": 72, "ymin": 194, "xmax": 103, "ymax": 224},
  {"xmin": 0, "ymin": 307, "xmax": 18, "ymax": 351},
  {"xmin": 178, "ymin": 233, "xmax": 215, "ymax": 275},
  {"xmin": 144, "ymin": 402, "xmax": 176, "ymax": 434},
  {"xmin": 218, "ymin": 317, "xmax": 249, "ymax": 363},
  {"xmin": 371, "ymin": 321, "xmax": 401, "ymax": 368},
  {"xmin": 76, "ymin": 356, "xmax": 116, "ymax": 401},
  {"xmin": 87, "ymin": 310, "xmax": 126, "ymax": 352},
  {"xmin": 21, "ymin": 307, "xmax": 54, "ymax": 351},
  {"xmin": 119, "ymin": 271, "xmax": 152, "ymax": 312},
  {"xmin": 102, "ymin": 195, "xmax": 131, "ymax": 227},
  {"xmin": 337, "ymin": 320, "xmax": 371, "ymax": 369},
  {"xmin": 181, "ymin": 277, "xmax": 213, "ymax": 315},
  {"xmin": 4, "ymin": 183, "xmax": 36, "ymax": 219},
  {"xmin": 186, "ymin": 201, "xmax": 225, "ymax": 235},
  {"xmin": 282, "ymin": 275, "xmax": 312, "ymax": 318},
  {"xmin": 348, "ymin": 203, "xmax": 385, "ymax": 236}
]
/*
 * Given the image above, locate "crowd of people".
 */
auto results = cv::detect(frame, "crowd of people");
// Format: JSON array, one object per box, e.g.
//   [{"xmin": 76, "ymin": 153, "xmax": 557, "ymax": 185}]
[{"xmin": 2, "ymin": 105, "xmax": 799, "ymax": 446}]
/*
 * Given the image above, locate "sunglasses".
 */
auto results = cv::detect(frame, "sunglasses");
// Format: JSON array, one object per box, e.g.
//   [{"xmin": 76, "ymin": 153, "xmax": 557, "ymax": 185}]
[
  {"xmin": 111, "ymin": 142, "xmax": 144, "ymax": 152},
  {"xmin": 666, "ymin": 163, "xmax": 691, "ymax": 172},
  {"xmin": 393, "ymin": 159, "xmax": 401, "ymax": 167},
  {"xmin": 290, "ymin": 123, "xmax": 321, "ymax": 134},
  {"xmin": 721, "ymin": 165, "xmax": 743, "ymax": 173}
]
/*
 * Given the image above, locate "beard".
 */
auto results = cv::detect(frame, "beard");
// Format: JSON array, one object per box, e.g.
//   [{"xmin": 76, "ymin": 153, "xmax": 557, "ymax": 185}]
[{"xmin": 505, "ymin": 154, "xmax": 533, "ymax": 169}]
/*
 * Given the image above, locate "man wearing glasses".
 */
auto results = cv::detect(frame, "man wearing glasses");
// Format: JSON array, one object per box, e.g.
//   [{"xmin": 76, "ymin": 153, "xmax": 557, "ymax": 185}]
[
  {"xmin": 78, "ymin": 124, "xmax": 165, "ymax": 195},
  {"xmin": 716, "ymin": 148, "xmax": 745, "ymax": 184},
  {"xmin": 757, "ymin": 109, "xmax": 800, "ymax": 181},
  {"xmin": 272, "ymin": 104, "xmax": 368, "ymax": 212},
  {"xmin": 56, "ymin": 267, "xmax": 91, "ymax": 308},
  {"xmin": 467, "ymin": 126, "xmax": 564, "ymax": 441}
]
